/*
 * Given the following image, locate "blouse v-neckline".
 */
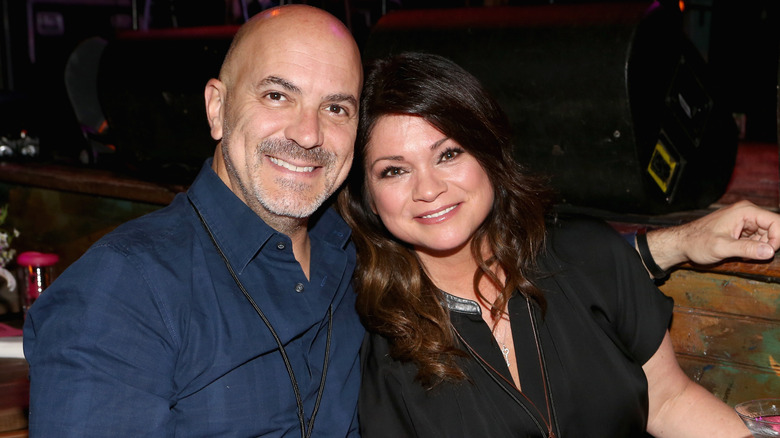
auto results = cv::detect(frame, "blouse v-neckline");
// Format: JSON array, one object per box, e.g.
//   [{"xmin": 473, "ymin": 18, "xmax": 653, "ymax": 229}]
[{"xmin": 443, "ymin": 291, "xmax": 558, "ymax": 437}]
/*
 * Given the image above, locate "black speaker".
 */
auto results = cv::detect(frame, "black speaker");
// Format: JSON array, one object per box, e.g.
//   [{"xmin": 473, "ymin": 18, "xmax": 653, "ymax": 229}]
[
  {"xmin": 97, "ymin": 27, "xmax": 235, "ymax": 180},
  {"xmin": 363, "ymin": 2, "xmax": 738, "ymax": 215},
  {"xmin": 21, "ymin": 0, "xmax": 134, "ymax": 161}
]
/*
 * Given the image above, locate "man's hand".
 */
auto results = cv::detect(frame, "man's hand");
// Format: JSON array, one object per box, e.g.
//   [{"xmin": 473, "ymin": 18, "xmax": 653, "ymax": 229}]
[{"xmin": 646, "ymin": 200, "xmax": 780, "ymax": 271}]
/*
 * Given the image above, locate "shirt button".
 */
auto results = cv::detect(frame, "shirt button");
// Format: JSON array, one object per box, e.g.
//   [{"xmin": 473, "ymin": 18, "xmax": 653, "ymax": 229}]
[
  {"xmin": 276, "ymin": 242, "xmax": 286, "ymax": 250},
  {"xmin": 294, "ymin": 283, "xmax": 305, "ymax": 293}
]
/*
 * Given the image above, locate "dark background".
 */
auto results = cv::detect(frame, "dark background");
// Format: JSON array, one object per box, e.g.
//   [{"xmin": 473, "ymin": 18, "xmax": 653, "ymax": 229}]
[{"xmin": 0, "ymin": 0, "xmax": 777, "ymax": 173}]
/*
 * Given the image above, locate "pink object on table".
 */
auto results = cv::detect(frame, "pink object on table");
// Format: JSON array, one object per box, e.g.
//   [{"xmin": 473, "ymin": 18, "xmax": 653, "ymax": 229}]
[
  {"xmin": 17, "ymin": 251, "xmax": 59, "ymax": 267},
  {"xmin": 0, "ymin": 323, "xmax": 23, "ymax": 337},
  {"xmin": 17, "ymin": 251, "xmax": 59, "ymax": 303}
]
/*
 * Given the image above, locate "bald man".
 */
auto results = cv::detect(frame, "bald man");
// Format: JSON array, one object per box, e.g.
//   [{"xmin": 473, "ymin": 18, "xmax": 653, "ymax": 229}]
[{"xmin": 24, "ymin": 6, "xmax": 364, "ymax": 437}]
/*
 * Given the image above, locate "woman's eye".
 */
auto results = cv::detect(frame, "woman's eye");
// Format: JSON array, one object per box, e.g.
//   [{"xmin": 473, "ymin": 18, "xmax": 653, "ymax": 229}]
[
  {"xmin": 380, "ymin": 166, "xmax": 405, "ymax": 178},
  {"xmin": 439, "ymin": 147, "xmax": 463, "ymax": 162}
]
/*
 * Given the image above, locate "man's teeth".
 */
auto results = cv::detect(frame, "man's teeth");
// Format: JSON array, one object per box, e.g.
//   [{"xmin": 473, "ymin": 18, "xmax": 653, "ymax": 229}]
[
  {"xmin": 269, "ymin": 157, "xmax": 315, "ymax": 173},
  {"xmin": 422, "ymin": 205, "xmax": 456, "ymax": 219}
]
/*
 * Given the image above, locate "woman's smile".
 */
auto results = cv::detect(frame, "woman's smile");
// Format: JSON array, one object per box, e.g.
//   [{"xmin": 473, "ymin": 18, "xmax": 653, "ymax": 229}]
[{"xmin": 416, "ymin": 204, "xmax": 460, "ymax": 222}]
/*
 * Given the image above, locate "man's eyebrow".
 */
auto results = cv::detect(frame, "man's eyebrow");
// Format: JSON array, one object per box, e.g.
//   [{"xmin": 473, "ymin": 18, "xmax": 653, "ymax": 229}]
[
  {"xmin": 259, "ymin": 76, "xmax": 301, "ymax": 94},
  {"xmin": 325, "ymin": 93, "xmax": 358, "ymax": 109},
  {"xmin": 259, "ymin": 76, "xmax": 357, "ymax": 109}
]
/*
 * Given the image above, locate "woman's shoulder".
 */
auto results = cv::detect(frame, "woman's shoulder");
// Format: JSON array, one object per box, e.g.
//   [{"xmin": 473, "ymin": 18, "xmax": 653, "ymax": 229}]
[
  {"xmin": 538, "ymin": 212, "xmax": 644, "ymax": 281},
  {"xmin": 545, "ymin": 213, "xmax": 626, "ymax": 252},
  {"xmin": 361, "ymin": 331, "xmax": 398, "ymax": 371},
  {"xmin": 362, "ymin": 331, "xmax": 391, "ymax": 359}
]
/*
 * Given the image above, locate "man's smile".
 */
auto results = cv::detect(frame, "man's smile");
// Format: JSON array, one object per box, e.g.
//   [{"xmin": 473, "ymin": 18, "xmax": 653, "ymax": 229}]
[{"xmin": 268, "ymin": 156, "xmax": 317, "ymax": 173}]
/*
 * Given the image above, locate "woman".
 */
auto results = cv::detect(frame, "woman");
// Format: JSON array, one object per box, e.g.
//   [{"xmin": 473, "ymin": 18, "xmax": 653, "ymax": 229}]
[{"xmin": 337, "ymin": 52, "xmax": 749, "ymax": 437}]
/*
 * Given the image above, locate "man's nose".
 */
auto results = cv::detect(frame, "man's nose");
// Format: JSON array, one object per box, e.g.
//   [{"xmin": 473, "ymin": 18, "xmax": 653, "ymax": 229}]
[{"xmin": 285, "ymin": 107, "xmax": 323, "ymax": 149}]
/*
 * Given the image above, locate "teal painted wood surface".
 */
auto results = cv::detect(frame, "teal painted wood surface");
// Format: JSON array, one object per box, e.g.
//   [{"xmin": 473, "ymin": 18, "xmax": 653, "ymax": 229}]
[{"xmin": 661, "ymin": 266, "xmax": 780, "ymax": 404}]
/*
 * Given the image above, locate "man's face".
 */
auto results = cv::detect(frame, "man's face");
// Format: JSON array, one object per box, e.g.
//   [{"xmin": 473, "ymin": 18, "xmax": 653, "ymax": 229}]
[{"xmin": 215, "ymin": 21, "xmax": 361, "ymax": 220}]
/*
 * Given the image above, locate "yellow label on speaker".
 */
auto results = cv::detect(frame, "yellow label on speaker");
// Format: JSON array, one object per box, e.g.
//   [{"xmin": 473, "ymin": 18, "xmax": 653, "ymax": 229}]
[{"xmin": 647, "ymin": 141, "xmax": 678, "ymax": 194}]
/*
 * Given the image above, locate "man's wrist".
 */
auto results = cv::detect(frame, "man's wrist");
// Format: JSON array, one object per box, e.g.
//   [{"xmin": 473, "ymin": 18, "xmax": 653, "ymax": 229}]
[{"xmin": 636, "ymin": 228, "xmax": 669, "ymax": 280}]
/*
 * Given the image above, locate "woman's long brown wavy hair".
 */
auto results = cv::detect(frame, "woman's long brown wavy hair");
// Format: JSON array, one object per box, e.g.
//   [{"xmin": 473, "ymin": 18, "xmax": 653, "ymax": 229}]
[{"xmin": 337, "ymin": 52, "xmax": 553, "ymax": 388}]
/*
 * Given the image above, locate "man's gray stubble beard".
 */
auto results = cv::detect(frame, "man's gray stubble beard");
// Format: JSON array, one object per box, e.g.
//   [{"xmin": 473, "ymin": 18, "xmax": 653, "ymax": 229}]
[{"xmin": 223, "ymin": 135, "xmax": 337, "ymax": 219}]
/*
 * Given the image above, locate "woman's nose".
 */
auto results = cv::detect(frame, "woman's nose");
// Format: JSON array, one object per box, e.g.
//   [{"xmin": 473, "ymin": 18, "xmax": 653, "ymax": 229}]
[{"xmin": 412, "ymin": 170, "xmax": 447, "ymax": 202}]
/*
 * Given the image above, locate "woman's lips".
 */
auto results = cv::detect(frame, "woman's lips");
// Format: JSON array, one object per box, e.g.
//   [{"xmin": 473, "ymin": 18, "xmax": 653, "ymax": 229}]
[{"xmin": 415, "ymin": 204, "xmax": 459, "ymax": 224}]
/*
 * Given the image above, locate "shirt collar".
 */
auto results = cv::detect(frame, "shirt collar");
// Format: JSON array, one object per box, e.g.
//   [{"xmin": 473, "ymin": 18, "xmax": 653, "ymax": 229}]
[
  {"xmin": 308, "ymin": 199, "xmax": 353, "ymax": 250},
  {"xmin": 186, "ymin": 159, "xmax": 352, "ymax": 272},
  {"xmin": 442, "ymin": 291, "xmax": 482, "ymax": 316}
]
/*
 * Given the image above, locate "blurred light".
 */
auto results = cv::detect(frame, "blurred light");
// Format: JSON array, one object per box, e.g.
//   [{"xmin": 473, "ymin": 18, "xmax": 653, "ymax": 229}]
[{"xmin": 679, "ymin": 0, "xmax": 685, "ymax": 12}]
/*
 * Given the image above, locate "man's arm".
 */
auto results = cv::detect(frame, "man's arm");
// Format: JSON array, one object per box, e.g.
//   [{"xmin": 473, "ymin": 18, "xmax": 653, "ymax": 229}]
[
  {"xmin": 23, "ymin": 245, "xmax": 175, "ymax": 437},
  {"xmin": 642, "ymin": 200, "xmax": 780, "ymax": 277}
]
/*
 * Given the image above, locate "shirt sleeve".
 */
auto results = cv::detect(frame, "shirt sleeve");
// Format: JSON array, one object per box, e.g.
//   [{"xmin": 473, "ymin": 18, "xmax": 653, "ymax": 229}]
[
  {"xmin": 23, "ymin": 242, "xmax": 177, "ymax": 437},
  {"xmin": 546, "ymin": 215, "xmax": 674, "ymax": 365}
]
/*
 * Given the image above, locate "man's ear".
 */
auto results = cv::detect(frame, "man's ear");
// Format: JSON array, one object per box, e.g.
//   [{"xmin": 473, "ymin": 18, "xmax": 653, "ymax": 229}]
[{"xmin": 204, "ymin": 78, "xmax": 226, "ymax": 140}]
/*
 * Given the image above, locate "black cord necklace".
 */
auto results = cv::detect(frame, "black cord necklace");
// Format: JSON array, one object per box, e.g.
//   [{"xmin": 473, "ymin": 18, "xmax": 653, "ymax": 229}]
[
  {"xmin": 452, "ymin": 295, "xmax": 558, "ymax": 438},
  {"xmin": 189, "ymin": 198, "xmax": 333, "ymax": 438}
]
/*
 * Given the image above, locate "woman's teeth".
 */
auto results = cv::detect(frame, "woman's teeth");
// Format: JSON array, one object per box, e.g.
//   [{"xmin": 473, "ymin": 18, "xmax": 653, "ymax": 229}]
[{"xmin": 422, "ymin": 205, "xmax": 456, "ymax": 219}]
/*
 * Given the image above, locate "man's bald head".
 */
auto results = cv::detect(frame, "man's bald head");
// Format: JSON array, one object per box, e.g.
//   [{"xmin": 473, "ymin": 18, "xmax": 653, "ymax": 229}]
[{"xmin": 219, "ymin": 5, "xmax": 361, "ymax": 90}]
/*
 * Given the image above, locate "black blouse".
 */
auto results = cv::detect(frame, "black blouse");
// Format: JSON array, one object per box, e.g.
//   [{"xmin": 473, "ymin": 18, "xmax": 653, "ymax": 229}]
[{"xmin": 358, "ymin": 216, "xmax": 674, "ymax": 437}]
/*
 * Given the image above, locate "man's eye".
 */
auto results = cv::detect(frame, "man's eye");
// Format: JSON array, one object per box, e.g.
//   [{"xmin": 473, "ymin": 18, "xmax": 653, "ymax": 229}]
[
  {"xmin": 327, "ymin": 104, "xmax": 348, "ymax": 116},
  {"xmin": 267, "ymin": 92, "xmax": 285, "ymax": 101}
]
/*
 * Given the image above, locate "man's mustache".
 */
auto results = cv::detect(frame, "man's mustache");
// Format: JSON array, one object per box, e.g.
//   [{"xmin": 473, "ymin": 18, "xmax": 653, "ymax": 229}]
[{"xmin": 257, "ymin": 138, "xmax": 335, "ymax": 167}]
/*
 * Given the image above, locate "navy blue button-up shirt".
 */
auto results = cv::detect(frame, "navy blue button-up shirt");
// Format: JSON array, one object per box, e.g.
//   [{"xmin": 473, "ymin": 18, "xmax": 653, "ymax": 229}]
[{"xmin": 23, "ymin": 160, "xmax": 364, "ymax": 437}]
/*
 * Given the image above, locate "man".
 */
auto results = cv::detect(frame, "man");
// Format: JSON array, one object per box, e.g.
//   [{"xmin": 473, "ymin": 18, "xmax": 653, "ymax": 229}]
[
  {"xmin": 22, "ymin": 3, "xmax": 780, "ymax": 437},
  {"xmin": 24, "ymin": 5, "xmax": 363, "ymax": 437}
]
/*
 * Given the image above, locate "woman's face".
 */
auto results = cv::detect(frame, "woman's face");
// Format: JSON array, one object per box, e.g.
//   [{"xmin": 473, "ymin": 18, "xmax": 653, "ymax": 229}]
[{"xmin": 365, "ymin": 115, "xmax": 494, "ymax": 257}]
